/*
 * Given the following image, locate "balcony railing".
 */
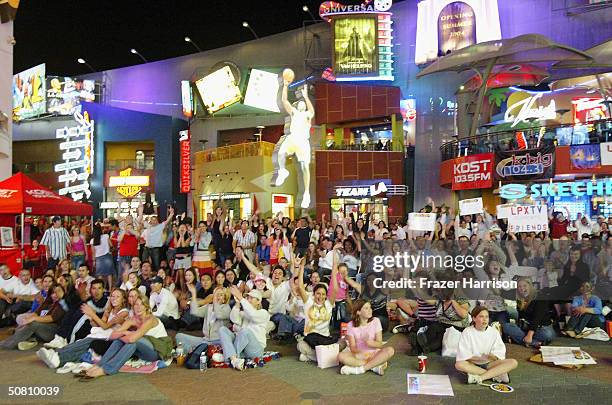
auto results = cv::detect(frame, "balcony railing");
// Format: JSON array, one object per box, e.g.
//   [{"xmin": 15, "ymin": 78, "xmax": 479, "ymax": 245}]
[
  {"xmin": 106, "ymin": 159, "xmax": 155, "ymax": 171},
  {"xmin": 196, "ymin": 141, "xmax": 276, "ymax": 163},
  {"xmin": 440, "ymin": 118, "xmax": 612, "ymax": 161},
  {"xmin": 317, "ymin": 141, "xmax": 403, "ymax": 152}
]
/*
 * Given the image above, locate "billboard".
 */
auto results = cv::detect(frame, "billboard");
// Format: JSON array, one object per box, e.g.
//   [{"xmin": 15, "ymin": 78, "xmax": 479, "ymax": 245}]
[
  {"xmin": 451, "ymin": 152, "xmax": 494, "ymax": 190},
  {"xmin": 12, "ymin": 63, "xmax": 46, "ymax": 121},
  {"xmin": 194, "ymin": 65, "xmax": 242, "ymax": 114},
  {"xmin": 437, "ymin": 1, "xmax": 476, "ymax": 56},
  {"xmin": 47, "ymin": 77, "xmax": 96, "ymax": 116},
  {"xmin": 243, "ymin": 69, "xmax": 281, "ymax": 112},
  {"xmin": 495, "ymin": 146, "xmax": 555, "ymax": 181},
  {"xmin": 570, "ymin": 144, "xmax": 601, "ymax": 170},
  {"xmin": 333, "ymin": 16, "xmax": 378, "ymax": 78}
]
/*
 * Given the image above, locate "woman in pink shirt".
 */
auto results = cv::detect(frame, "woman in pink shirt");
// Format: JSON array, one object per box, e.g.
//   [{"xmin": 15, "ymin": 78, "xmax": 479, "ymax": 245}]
[{"xmin": 338, "ymin": 299, "xmax": 395, "ymax": 376}]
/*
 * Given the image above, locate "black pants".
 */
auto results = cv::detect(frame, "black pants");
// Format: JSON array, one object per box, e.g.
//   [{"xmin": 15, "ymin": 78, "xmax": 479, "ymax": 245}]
[{"xmin": 304, "ymin": 333, "xmax": 337, "ymax": 349}]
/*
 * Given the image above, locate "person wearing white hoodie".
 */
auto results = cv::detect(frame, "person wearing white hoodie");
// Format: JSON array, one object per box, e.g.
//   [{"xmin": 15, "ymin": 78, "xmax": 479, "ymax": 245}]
[
  {"xmin": 174, "ymin": 285, "xmax": 231, "ymax": 353},
  {"xmin": 219, "ymin": 285, "xmax": 270, "ymax": 371}
]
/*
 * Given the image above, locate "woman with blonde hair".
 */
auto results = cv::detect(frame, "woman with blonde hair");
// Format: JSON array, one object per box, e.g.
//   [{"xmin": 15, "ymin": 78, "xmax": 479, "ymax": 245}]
[{"xmin": 502, "ymin": 277, "xmax": 555, "ymax": 348}]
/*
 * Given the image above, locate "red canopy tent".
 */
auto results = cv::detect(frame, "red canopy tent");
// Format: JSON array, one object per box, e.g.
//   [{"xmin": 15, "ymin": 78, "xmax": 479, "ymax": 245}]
[
  {"xmin": 0, "ymin": 173, "xmax": 92, "ymax": 275},
  {"xmin": 0, "ymin": 172, "xmax": 92, "ymax": 216}
]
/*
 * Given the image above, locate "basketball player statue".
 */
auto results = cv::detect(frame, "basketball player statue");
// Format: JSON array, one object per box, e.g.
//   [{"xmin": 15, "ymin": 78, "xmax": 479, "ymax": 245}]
[{"xmin": 271, "ymin": 69, "xmax": 314, "ymax": 209}]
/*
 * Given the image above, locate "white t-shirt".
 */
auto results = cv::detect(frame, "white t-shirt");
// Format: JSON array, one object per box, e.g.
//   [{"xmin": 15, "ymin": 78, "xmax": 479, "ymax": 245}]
[
  {"xmin": 91, "ymin": 234, "xmax": 110, "ymax": 258},
  {"xmin": 269, "ymin": 280, "xmax": 291, "ymax": 315},
  {"xmin": 150, "ymin": 287, "xmax": 179, "ymax": 319},
  {"xmin": 144, "ymin": 223, "xmax": 165, "ymax": 248},
  {"xmin": 3, "ymin": 279, "xmax": 39, "ymax": 296},
  {"xmin": 456, "ymin": 325, "xmax": 506, "ymax": 362},
  {"xmin": 0, "ymin": 275, "xmax": 16, "ymax": 291},
  {"xmin": 304, "ymin": 296, "xmax": 333, "ymax": 337}
]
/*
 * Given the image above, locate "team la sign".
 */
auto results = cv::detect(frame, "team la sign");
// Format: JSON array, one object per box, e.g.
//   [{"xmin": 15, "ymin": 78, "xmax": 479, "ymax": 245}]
[
  {"xmin": 335, "ymin": 181, "xmax": 388, "ymax": 197},
  {"xmin": 504, "ymin": 93, "xmax": 556, "ymax": 128}
]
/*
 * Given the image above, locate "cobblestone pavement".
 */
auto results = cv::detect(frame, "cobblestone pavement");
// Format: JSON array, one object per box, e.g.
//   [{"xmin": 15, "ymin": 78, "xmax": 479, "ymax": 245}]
[{"xmin": 0, "ymin": 329, "xmax": 610, "ymax": 405}]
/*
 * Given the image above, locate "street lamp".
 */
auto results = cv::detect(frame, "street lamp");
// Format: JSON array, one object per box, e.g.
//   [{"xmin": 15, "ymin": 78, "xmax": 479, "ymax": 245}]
[
  {"xmin": 242, "ymin": 21, "xmax": 259, "ymax": 39},
  {"xmin": 77, "ymin": 58, "xmax": 95, "ymax": 73},
  {"xmin": 184, "ymin": 36, "xmax": 202, "ymax": 52},
  {"xmin": 302, "ymin": 5, "xmax": 316, "ymax": 20},
  {"xmin": 130, "ymin": 48, "xmax": 148, "ymax": 63}
]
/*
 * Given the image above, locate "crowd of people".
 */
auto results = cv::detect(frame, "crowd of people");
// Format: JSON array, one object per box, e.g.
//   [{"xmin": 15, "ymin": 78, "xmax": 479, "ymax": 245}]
[{"xmin": 0, "ymin": 198, "xmax": 610, "ymax": 384}]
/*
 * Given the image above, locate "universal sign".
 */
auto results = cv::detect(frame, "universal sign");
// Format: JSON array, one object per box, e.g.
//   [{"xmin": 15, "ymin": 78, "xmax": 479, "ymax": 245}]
[
  {"xmin": 319, "ymin": 0, "xmax": 392, "ymax": 20},
  {"xmin": 500, "ymin": 180, "xmax": 612, "ymax": 200},
  {"xmin": 335, "ymin": 181, "xmax": 388, "ymax": 197}
]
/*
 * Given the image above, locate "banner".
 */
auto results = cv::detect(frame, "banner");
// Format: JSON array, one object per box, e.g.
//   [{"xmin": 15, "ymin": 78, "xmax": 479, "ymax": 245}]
[
  {"xmin": 437, "ymin": 1, "xmax": 476, "ymax": 56},
  {"xmin": 496, "ymin": 203, "xmax": 514, "ymax": 219},
  {"xmin": 451, "ymin": 152, "xmax": 494, "ymax": 190},
  {"xmin": 333, "ymin": 16, "xmax": 379, "ymax": 77},
  {"xmin": 507, "ymin": 205, "xmax": 549, "ymax": 233},
  {"xmin": 495, "ymin": 146, "xmax": 555, "ymax": 181},
  {"xmin": 408, "ymin": 213, "xmax": 437, "ymax": 232},
  {"xmin": 12, "ymin": 63, "xmax": 46, "ymax": 121},
  {"xmin": 570, "ymin": 144, "xmax": 601, "ymax": 170},
  {"xmin": 458, "ymin": 197, "xmax": 483, "ymax": 216},
  {"xmin": 601, "ymin": 142, "xmax": 612, "ymax": 166}
]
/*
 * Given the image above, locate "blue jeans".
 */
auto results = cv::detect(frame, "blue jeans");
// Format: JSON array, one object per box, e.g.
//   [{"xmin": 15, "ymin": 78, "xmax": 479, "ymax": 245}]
[
  {"xmin": 565, "ymin": 313, "xmax": 603, "ymax": 333},
  {"xmin": 218, "ymin": 326, "xmax": 264, "ymax": 360},
  {"xmin": 71, "ymin": 255, "xmax": 86, "ymax": 270},
  {"xmin": 57, "ymin": 337, "xmax": 96, "ymax": 365},
  {"xmin": 502, "ymin": 322, "xmax": 555, "ymax": 347},
  {"xmin": 277, "ymin": 315, "xmax": 305, "ymax": 336},
  {"xmin": 98, "ymin": 338, "xmax": 160, "ymax": 375},
  {"xmin": 174, "ymin": 333, "xmax": 220, "ymax": 354}
]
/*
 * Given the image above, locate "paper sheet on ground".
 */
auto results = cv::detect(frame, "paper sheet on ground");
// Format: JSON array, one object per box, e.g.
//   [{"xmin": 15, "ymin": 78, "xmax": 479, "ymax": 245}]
[
  {"xmin": 541, "ymin": 346, "xmax": 596, "ymax": 365},
  {"xmin": 407, "ymin": 374, "xmax": 454, "ymax": 396}
]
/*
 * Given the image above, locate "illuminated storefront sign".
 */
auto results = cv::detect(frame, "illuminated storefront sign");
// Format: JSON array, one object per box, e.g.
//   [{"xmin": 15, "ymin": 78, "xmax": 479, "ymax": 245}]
[
  {"xmin": 601, "ymin": 142, "xmax": 612, "ymax": 166},
  {"xmin": 47, "ymin": 76, "xmax": 96, "ymax": 116},
  {"xmin": 504, "ymin": 93, "xmax": 556, "ymax": 128},
  {"xmin": 335, "ymin": 181, "xmax": 388, "ymax": 197},
  {"xmin": 495, "ymin": 147, "xmax": 555, "ymax": 181},
  {"xmin": 109, "ymin": 168, "xmax": 149, "ymax": 198},
  {"xmin": 194, "ymin": 64, "xmax": 242, "ymax": 114},
  {"xmin": 500, "ymin": 180, "xmax": 612, "ymax": 200},
  {"xmin": 400, "ymin": 98, "xmax": 416, "ymax": 146},
  {"xmin": 452, "ymin": 152, "xmax": 494, "ymax": 190},
  {"xmin": 320, "ymin": 0, "xmax": 394, "ymax": 81},
  {"xmin": 201, "ymin": 193, "xmax": 249, "ymax": 201},
  {"xmin": 415, "ymin": 0, "xmax": 501, "ymax": 64},
  {"xmin": 179, "ymin": 130, "xmax": 191, "ymax": 193},
  {"xmin": 55, "ymin": 111, "xmax": 94, "ymax": 201},
  {"xmin": 572, "ymin": 97, "xmax": 608, "ymax": 123},
  {"xmin": 181, "ymin": 80, "xmax": 193, "ymax": 118}
]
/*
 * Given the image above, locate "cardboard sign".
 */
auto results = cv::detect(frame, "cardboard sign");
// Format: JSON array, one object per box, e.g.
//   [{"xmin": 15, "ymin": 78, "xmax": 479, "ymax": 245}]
[
  {"xmin": 507, "ymin": 205, "xmax": 549, "ymax": 233},
  {"xmin": 459, "ymin": 198, "xmax": 483, "ymax": 216},
  {"xmin": 496, "ymin": 204, "xmax": 514, "ymax": 219},
  {"xmin": 408, "ymin": 213, "xmax": 437, "ymax": 232}
]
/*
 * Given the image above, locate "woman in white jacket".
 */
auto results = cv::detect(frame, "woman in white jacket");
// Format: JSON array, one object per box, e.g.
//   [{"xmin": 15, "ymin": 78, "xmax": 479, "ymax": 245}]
[
  {"xmin": 219, "ymin": 285, "xmax": 270, "ymax": 371},
  {"xmin": 455, "ymin": 306, "xmax": 518, "ymax": 384},
  {"xmin": 174, "ymin": 285, "xmax": 231, "ymax": 353}
]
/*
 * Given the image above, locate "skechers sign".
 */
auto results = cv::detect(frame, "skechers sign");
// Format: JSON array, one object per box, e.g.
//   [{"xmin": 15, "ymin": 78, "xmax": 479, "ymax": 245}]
[{"xmin": 500, "ymin": 180, "xmax": 612, "ymax": 200}]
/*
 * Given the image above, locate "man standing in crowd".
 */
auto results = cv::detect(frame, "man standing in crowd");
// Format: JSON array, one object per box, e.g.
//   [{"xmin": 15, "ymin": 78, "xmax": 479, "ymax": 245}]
[
  {"xmin": 234, "ymin": 220, "xmax": 257, "ymax": 262},
  {"xmin": 292, "ymin": 217, "xmax": 311, "ymax": 257},
  {"xmin": 40, "ymin": 216, "xmax": 70, "ymax": 270},
  {"xmin": 139, "ymin": 205, "xmax": 174, "ymax": 270}
]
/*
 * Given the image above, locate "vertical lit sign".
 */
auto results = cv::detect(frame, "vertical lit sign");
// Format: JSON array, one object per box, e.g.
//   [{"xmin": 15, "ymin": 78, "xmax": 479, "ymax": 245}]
[
  {"xmin": 400, "ymin": 98, "xmax": 416, "ymax": 146},
  {"xmin": 54, "ymin": 111, "xmax": 94, "ymax": 201},
  {"xmin": 179, "ymin": 130, "xmax": 191, "ymax": 193},
  {"xmin": 181, "ymin": 80, "xmax": 193, "ymax": 118},
  {"xmin": 572, "ymin": 97, "xmax": 607, "ymax": 124}
]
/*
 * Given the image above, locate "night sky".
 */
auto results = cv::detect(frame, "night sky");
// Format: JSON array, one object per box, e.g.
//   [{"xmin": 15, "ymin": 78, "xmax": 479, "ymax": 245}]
[{"xmin": 13, "ymin": 0, "xmax": 382, "ymax": 76}]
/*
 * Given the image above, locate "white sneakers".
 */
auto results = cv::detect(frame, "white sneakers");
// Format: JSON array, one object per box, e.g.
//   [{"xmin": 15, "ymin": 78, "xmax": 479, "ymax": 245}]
[
  {"xmin": 371, "ymin": 362, "xmax": 387, "ymax": 376},
  {"xmin": 297, "ymin": 341, "xmax": 317, "ymax": 362},
  {"xmin": 467, "ymin": 374, "xmax": 483, "ymax": 384},
  {"xmin": 492, "ymin": 373, "xmax": 510, "ymax": 384},
  {"xmin": 17, "ymin": 340, "xmax": 38, "ymax": 351},
  {"xmin": 340, "ymin": 365, "xmax": 365, "ymax": 375},
  {"xmin": 44, "ymin": 335, "xmax": 67, "ymax": 349},
  {"xmin": 36, "ymin": 348, "xmax": 60, "ymax": 369},
  {"xmin": 55, "ymin": 362, "xmax": 93, "ymax": 374},
  {"xmin": 230, "ymin": 357, "xmax": 245, "ymax": 371}
]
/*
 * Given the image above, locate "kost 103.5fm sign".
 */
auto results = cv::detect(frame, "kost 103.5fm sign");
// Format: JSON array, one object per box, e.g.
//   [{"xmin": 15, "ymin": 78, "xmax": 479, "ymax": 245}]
[{"xmin": 451, "ymin": 152, "xmax": 494, "ymax": 190}]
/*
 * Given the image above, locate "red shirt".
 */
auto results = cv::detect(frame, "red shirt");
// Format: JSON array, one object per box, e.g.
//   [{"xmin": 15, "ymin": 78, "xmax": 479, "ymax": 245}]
[
  {"xmin": 550, "ymin": 219, "xmax": 569, "ymax": 239},
  {"xmin": 119, "ymin": 233, "xmax": 139, "ymax": 257}
]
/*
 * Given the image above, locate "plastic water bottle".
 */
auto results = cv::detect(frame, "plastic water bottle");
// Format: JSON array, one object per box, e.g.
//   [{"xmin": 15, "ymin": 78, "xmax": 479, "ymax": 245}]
[
  {"xmin": 199, "ymin": 352, "xmax": 208, "ymax": 373},
  {"xmin": 176, "ymin": 342, "xmax": 184, "ymax": 358}
]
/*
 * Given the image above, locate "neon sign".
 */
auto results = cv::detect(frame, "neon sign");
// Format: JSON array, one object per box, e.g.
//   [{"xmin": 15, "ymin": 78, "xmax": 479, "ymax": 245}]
[
  {"xmin": 504, "ymin": 93, "xmax": 556, "ymax": 128},
  {"xmin": 496, "ymin": 151, "xmax": 554, "ymax": 178},
  {"xmin": 500, "ymin": 180, "xmax": 612, "ymax": 200},
  {"xmin": 109, "ymin": 168, "xmax": 149, "ymax": 198},
  {"xmin": 179, "ymin": 130, "xmax": 191, "ymax": 194},
  {"xmin": 55, "ymin": 111, "xmax": 94, "ymax": 201},
  {"xmin": 181, "ymin": 81, "xmax": 193, "ymax": 118},
  {"xmin": 335, "ymin": 181, "xmax": 388, "ymax": 197}
]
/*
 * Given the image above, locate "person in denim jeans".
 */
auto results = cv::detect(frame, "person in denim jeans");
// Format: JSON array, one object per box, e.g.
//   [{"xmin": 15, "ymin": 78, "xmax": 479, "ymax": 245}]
[
  {"xmin": 502, "ymin": 278, "xmax": 555, "ymax": 348},
  {"xmin": 80, "ymin": 295, "xmax": 167, "ymax": 379}
]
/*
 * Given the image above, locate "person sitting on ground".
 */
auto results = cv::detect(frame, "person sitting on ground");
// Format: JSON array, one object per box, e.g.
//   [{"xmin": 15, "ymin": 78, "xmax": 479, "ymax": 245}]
[
  {"xmin": 274, "ymin": 274, "xmax": 307, "ymax": 341},
  {"xmin": 343, "ymin": 272, "xmax": 389, "ymax": 332},
  {"xmin": 502, "ymin": 277, "xmax": 555, "ymax": 348},
  {"xmin": 295, "ymin": 255, "xmax": 338, "ymax": 362},
  {"xmin": 149, "ymin": 277, "xmax": 180, "ymax": 330},
  {"xmin": 455, "ymin": 306, "xmax": 518, "ymax": 385},
  {"xmin": 219, "ymin": 285, "xmax": 270, "ymax": 371},
  {"xmin": 120, "ymin": 271, "xmax": 147, "ymax": 296},
  {"xmin": 36, "ymin": 288, "xmax": 129, "ymax": 371},
  {"xmin": 79, "ymin": 295, "xmax": 171, "ymax": 380},
  {"xmin": 175, "ymin": 285, "xmax": 231, "ymax": 353},
  {"xmin": 0, "ymin": 269, "xmax": 39, "ymax": 326},
  {"xmin": 0, "ymin": 283, "xmax": 66, "ymax": 350},
  {"xmin": 15, "ymin": 275, "xmax": 54, "ymax": 326},
  {"xmin": 562, "ymin": 281, "xmax": 604, "ymax": 338},
  {"xmin": 337, "ymin": 299, "xmax": 395, "ymax": 375}
]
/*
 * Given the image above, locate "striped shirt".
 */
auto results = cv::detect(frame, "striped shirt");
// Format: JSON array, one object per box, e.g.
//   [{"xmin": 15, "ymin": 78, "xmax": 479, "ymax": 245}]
[
  {"xmin": 416, "ymin": 298, "xmax": 438, "ymax": 321},
  {"xmin": 40, "ymin": 226, "xmax": 71, "ymax": 260}
]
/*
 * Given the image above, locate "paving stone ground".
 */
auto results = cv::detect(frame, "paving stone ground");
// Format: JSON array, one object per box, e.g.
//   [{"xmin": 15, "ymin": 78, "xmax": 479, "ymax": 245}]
[{"xmin": 0, "ymin": 329, "xmax": 610, "ymax": 405}]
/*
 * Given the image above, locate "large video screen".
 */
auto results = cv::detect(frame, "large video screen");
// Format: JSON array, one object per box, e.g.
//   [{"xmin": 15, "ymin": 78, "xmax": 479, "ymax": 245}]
[
  {"xmin": 243, "ymin": 69, "xmax": 280, "ymax": 112},
  {"xmin": 333, "ymin": 16, "xmax": 379, "ymax": 78},
  {"xmin": 12, "ymin": 63, "xmax": 46, "ymax": 121},
  {"xmin": 47, "ymin": 77, "xmax": 96, "ymax": 116},
  {"xmin": 194, "ymin": 65, "xmax": 242, "ymax": 114}
]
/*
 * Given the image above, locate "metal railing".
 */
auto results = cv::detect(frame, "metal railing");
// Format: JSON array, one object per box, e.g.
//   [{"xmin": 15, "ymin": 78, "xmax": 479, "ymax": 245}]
[
  {"xmin": 106, "ymin": 159, "xmax": 155, "ymax": 171},
  {"xmin": 195, "ymin": 141, "xmax": 276, "ymax": 163},
  {"xmin": 440, "ymin": 118, "xmax": 612, "ymax": 161},
  {"xmin": 318, "ymin": 141, "xmax": 404, "ymax": 152}
]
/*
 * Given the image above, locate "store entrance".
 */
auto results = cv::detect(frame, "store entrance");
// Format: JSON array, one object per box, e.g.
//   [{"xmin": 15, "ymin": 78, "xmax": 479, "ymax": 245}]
[{"xmin": 330, "ymin": 197, "xmax": 388, "ymax": 224}]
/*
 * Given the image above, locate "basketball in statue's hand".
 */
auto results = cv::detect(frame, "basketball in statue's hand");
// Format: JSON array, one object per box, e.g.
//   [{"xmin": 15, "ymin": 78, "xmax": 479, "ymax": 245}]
[{"xmin": 282, "ymin": 68, "xmax": 295, "ymax": 84}]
